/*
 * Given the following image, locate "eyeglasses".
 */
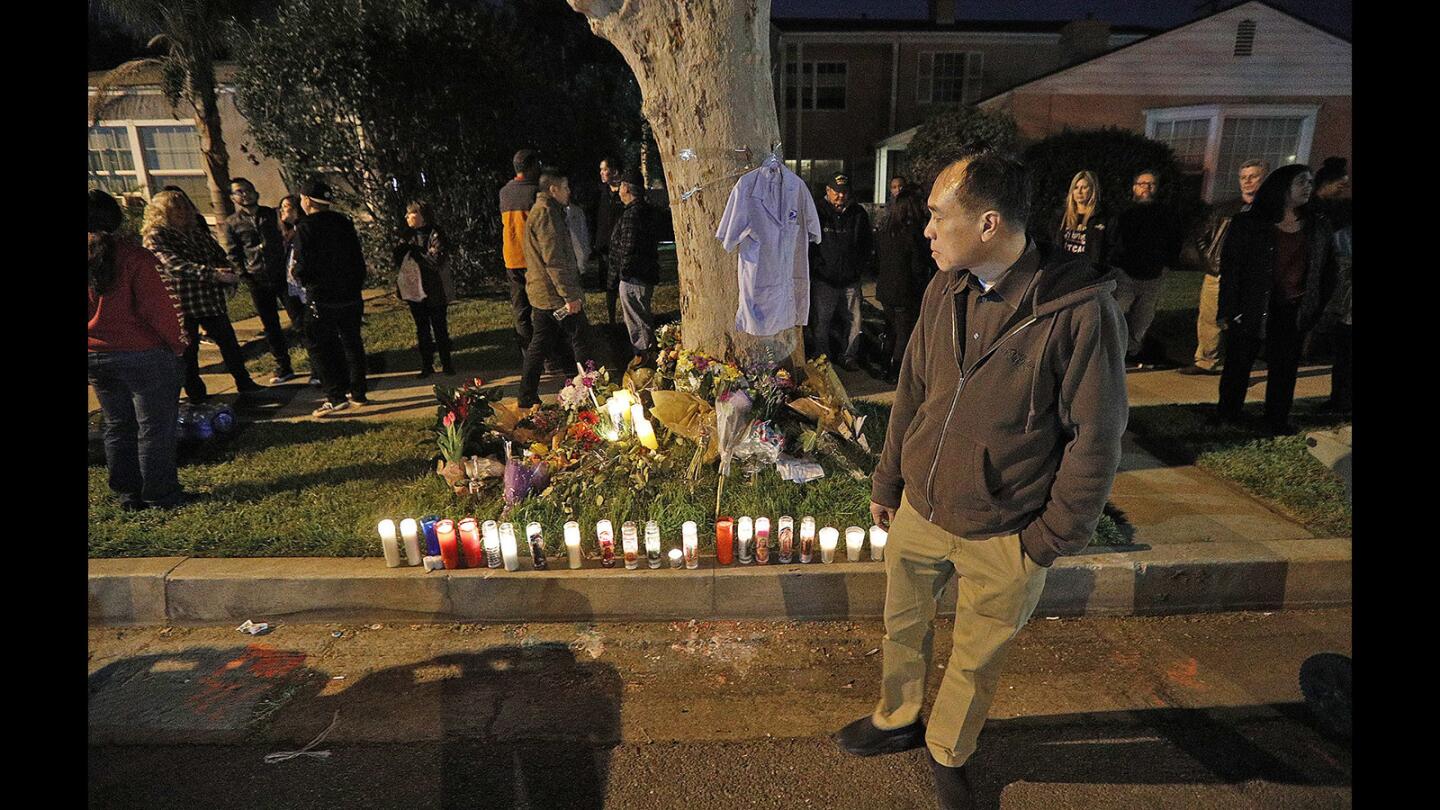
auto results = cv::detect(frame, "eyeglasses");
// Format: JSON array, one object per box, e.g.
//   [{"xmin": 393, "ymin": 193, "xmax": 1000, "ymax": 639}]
[{"xmin": 1134, "ymin": 182, "xmax": 1157, "ymax": 188}]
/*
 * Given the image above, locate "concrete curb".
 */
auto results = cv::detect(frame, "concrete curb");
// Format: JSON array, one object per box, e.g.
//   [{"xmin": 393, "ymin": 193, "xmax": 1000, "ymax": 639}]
[{"xmin": 87, "ymin": 538, "xmax": 1350, "ymax": 626}]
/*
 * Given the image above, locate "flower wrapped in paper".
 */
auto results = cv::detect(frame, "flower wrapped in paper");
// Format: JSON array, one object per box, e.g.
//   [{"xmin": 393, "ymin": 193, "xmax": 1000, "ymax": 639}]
[{"xmin": 788, "ymin": 357, "xmax": 870, "ymax": 451}]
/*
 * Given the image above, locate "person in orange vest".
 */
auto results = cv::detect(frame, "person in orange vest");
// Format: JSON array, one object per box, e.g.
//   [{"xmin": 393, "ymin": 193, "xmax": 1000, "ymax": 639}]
[{"xmin": 499, "ymin": 149, "xmax": 541, "ymax": 363}]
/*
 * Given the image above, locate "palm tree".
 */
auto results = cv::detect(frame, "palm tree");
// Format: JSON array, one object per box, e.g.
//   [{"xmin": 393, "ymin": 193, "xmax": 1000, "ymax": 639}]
[{"xmin": 90, "ymin": 1, "xmax": 251, "ymax": 220}]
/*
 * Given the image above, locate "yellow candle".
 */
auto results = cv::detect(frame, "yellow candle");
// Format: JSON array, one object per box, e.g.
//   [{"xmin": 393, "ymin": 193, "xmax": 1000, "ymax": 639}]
[
  {"xmin": 635, "ymin": 416, "xmax": 659, "ymax": 451},
  {"xmin": 629, "ymin": 402, "xmax": 644, "ymax": 426}
]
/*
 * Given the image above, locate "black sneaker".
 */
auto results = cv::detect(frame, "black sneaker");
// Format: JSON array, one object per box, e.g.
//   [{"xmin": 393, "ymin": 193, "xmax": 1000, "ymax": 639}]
[
  {"xmin": 929, "ymin": 755, "xmax": 977, "ymax": 810},
  {"xmin": 836, "ymin": 356, "xmax": 860, "ymax": 372},
  {"xmin": 236, "ymin": 379, "xmax": 265, "ymax": 394},
  {"xmin": 834, "ymin": 715, "xmax": 926, "ymax": 757},
  {"xmin": 1177, "ymin": 363, "xmax": 1220, "ymax": 376}
]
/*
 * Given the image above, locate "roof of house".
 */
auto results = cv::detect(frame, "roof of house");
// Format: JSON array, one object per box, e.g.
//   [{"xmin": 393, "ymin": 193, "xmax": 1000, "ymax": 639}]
[
  {"xmin": 771, "ymin": 17, "xmax": 1159, "ymax": 36},
  {"xmin": 88, "ymin": 60, "xmax": 242, "ymax": 89}
]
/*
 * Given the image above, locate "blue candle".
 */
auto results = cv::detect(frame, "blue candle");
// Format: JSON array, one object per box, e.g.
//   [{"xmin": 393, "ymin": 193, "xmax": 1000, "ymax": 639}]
[{"xmin": 420, "ymin": 515, "xmax": 441, "ymax": 556}]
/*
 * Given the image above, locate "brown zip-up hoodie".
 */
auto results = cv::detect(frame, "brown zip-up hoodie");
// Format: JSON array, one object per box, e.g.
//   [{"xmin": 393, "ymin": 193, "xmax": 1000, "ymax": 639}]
[{"xmin": 871, "ymin": 241, "xmax": 1129, "ymax": 566}]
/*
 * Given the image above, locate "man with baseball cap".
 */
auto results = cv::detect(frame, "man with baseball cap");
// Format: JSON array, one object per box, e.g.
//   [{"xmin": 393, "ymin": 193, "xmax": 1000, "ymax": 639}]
[
  {"xmin": 609, "ymin": 168, "xmax": 661, "ymax": 362},
  {"xmin": 291, "ymin": 179, "xmax": 370, "ymax": 416},
  {"xmin": 808, "ymin": 172, "xmax": 873, "ymax": 371}
]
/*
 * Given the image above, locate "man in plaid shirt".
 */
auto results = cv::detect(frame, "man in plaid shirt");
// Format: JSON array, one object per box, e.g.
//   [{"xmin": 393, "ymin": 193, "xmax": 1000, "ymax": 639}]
[{"xmin": 609, "ymin": 169, "xmax": 660, "ymax": 362}]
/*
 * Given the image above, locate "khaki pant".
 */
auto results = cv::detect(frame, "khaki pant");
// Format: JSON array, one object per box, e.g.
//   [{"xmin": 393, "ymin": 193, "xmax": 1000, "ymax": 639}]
[
  {"xmin": 872, "ymin": 496, "xmax": 1046, "ymax": 767},
  {"xmin": 1194, "ymin": 273, "xmax": 1224, "ymax": 370}
]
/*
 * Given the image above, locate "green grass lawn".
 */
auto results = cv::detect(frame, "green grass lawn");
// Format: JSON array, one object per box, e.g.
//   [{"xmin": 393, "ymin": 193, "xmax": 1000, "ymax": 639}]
[
  {"xmin": 88, "ymin": 398, "xmax": 1123, "ymax": 558},
  {"xmin": 1126, "ymin": 399, "xmax": 1351, "ymax": 538}
]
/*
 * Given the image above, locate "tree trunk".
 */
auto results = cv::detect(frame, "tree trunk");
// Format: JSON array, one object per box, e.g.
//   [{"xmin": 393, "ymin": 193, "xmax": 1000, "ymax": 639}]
[
  {"xmin": 569, "ymin": 0, "xmax": 800, "ymax": 363},
  {"xmin": 189, "ymin": 63, "xmax": 235, "ymax": 225}
]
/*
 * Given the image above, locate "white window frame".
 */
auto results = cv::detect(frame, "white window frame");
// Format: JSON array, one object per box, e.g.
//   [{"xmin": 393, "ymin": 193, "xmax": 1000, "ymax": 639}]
[
  {"xmin": 1144, "ymin": 104, "xmax": 1318, "ymax": 202},
  {"xmin": 785, "ymin": 60, "xmax": 848, "ymax": 112},
  {"xmin": 917, "ymin": 51, "xmax": 984, "ymax": 105},
  {"xmin": 89, "ymin": 118, "xmax": 217, "ymax": 222}
]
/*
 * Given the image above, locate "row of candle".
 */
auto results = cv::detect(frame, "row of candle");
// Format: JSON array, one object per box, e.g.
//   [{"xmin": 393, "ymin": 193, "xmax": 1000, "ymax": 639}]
[{"xmin": 377, "ymin": 516, "xmax": 890, "ymax": 570}]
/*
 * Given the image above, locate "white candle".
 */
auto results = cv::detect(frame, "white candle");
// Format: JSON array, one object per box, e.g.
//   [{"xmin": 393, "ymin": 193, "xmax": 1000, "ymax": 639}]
[
  {"xmin": 526, "ymin": 522, "xmax": 548, "ymax": 570},
  {"xmin": 607, "ymin": 395, "xmax": 628, "ymax": 430},
  {"xmin": 399, "ymin": 518, "xmax": 422, "ymax": 566},
  {"xmin": 499, "ymin": 522, "xmax": 520, "ymax": 571},
  {"xmin": 377, "ymin": 519, "xmax": 401, "ymax": 568},
  {"xmin": 819, "ymin": 526, "xmax": 839, "ymax": 564},
  {"xmin": 754, "ymin": 517, "xmax": 771, "ymax": 564},
  {"xmin": 682, "ymin": 521, "xmax": 699, "ymax": 569},
  {"xmin": 668, "ymin": 548, "xmax": 684, "ymax": 569},
  {"xmin": 622, "ymin": 521, "xmax": 640, "ymax": 570},
  {"xmin": 736, "ymin": 516, "xmax": 754, "ymax": 564},
  {"xmin": 777, "ymin": 515, "xmax": 794, "ymax": 563},
  {"xmin": 869, "ymin": 525, "xmax": 888, "ymax": 561},
  {"xmin": 482, "ymin": 520, "xmax": 502, "ymax": 568},
  {"xmin": 597, "ymin": 519, "xmax": 616, "ymax": 568},
  {"xmin": 630, "ymin": 402, "xmax": 645, "ymax": 426},
  {"xmin": 645, "ymin": 520, "xmax": 662, "ymax": 568},
  {"xmin": 634, "ymin": 415, "xmax": 659, "ymax": 451},
  {"xmin": 799, "ymin": 516, "xmax": 816, "ymax": 563},
  {"xmin": 564, "ymin": 521, "xmax": 582, "ymax": 569},
  {"xmin": 845, "ymin": 526, "xmax": 865, "ymax": 562}
]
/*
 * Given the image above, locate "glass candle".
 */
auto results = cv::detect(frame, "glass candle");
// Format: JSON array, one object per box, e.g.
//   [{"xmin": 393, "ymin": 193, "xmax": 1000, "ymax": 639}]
[
  {"xmin": 870, "ymin": 525, "xmax": 888, "ymax": 561},
  {"xmin": 420, "ymin": 515, "xmax": 441, "ymax": 556},
  {"xmin": 799, "ymin": 516, "xmax": 816, "ymax": 564},
  {"xmin": 480, "ymin": 520, "xmax": 502, "ymax": 568},
  {"xmin": 668, "ymin": 548, "xmax": 684, "ymax": 569},
  {"xmin": 777, "ymin": 516, "xmax": 794, "ymax": 564},
  {"xmin": 622, "ymin": 521, "xmax": 640, "ymax": 570},
  {"xmin": 736, "ymin": 516, "xmax": 754, "ymax": 564},
  {"xmin": 597, "ymin": 519, "xmax": 616, "ymax": 568},
  {"xmin": 845, "ymin": 526, "xmax": 865, "ymax": 562},
  {"xmin": 607, "ymin": 395, "xmax": 629, "ymax": 432},
  {"xmin": 399, "ymin": 518, "xmax": 423, "ymax": 566},
  {"xmin": 459, "ymin": 518, "xmax": 483, "ymax": 569},
  {"xmin": 715, "ymin": 517, "xmax": 735, "ymax": 566},
  {"xmin": 754, "ymin": 517, "xmax": 771, "ymax": 564},
  {"xmin": 377, "ymin": 519, "xmax": 401, "ymax": 568},
  {"xmin": 527, "ymin": 522, "xmax": 548, "ymax": 570},
  {"xmin": 682, "ymin": 521, "xmax": 699, "ymax": 569},
  {"xmin": 564, "ymin": 521, "xmax": 582, "ymax": 569},
  {"xmin": 436, "ymin": 519, "xmax": 460, "ymax": 570},
  {"xmin": 819, "ymin": 526, "xmax": 839, "ymax": 564},
  {"xmin": 499, "ymin": 522, "xmax": 520, "ymax": 571},
  {"xmin": 645, "ymin": 521, "xmax": 662, "ymax": 568}
]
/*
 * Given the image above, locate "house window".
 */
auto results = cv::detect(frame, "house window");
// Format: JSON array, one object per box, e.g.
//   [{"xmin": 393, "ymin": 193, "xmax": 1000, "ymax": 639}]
[
  {"xmin": 1234, "ymin": 19, "xmax": 1257, "ymax": 56},
  {"xmin": 88, "ymin": 122, "xmax": 217, "ymax": 215},
  {"xmin": 784, "ymin": 158, "xmax": 845, "ymax": 192},
  {"xmin": 1145, "ymin": 105, "xmax": 1316, "ymax": 202},
  {"xmin": 87, "ymin": 125, "xmax": 143, "ymax": 197},
  {"xmin": 918, "ymin": 51, "xmax": 983, "ymax": 105},
  {"xmin": 785, "ymin": 61, "xmax": 846, "ymax": 111}
]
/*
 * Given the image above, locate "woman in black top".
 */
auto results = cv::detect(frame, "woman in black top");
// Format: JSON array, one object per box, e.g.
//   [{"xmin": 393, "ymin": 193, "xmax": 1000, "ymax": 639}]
[
  {"xmin": 1216, "ymin": 164, "xmax": 1334, "ymax": 433},
  {"xmin": 1053, "ymin": 170, "xmax": 1108, "ymax": 263},
  {"xmin": 873, "ymin": 187, "xmax": 936, "ymax": 384},
  {"xmin": 394, "ymin": 200, "xmax": 456, "ymax": 377}
]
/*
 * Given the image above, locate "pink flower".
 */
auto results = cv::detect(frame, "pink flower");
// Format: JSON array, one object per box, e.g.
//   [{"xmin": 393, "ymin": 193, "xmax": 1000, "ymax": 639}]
[{"xmin": 443, "ymin": 411, "xmax": 456, "ymax": 428}]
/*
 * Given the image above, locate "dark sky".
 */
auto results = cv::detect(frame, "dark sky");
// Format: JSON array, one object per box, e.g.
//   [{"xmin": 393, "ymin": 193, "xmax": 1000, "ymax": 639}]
[{"xmin": 770, "ymin": 0, "xmax": 1352, "ymax": 38}]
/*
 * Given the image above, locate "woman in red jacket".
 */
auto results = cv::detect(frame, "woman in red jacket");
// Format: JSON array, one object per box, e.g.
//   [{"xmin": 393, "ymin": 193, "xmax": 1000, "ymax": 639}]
[{"xmin": 88, "ymin": 190, "xmax": 190, "ymax": 510}]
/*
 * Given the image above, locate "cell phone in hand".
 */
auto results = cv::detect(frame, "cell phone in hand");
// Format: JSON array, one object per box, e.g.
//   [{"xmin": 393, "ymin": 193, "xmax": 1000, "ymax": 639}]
[{"xmin": 552, "ymin": 306, "xmax": 571, "ymax": 321}]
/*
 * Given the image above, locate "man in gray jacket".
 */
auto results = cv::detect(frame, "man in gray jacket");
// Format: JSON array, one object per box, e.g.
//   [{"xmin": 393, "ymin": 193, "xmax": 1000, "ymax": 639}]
[
  {"xmin": 518, "ymin": 167, "xmax": 596, "ymax": 408},
  {"xmin": 834, "ymin": 152, "xmax": 1129, "ymax": 809}
]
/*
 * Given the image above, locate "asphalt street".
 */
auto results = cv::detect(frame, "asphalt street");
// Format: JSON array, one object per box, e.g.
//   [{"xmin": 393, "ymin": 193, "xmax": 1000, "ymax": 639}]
[{"xmin": 88, "ymin": 609, "xmax": 1352, "ymax": 809}]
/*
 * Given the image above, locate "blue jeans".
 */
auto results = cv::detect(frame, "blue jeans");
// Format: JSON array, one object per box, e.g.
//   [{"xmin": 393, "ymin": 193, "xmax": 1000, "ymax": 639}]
[
  {"xmin": 808, "ymin": 279, "xmax": 863, "ymax": 363},
  {"xmin": 88, "ymin": 349, "xmax": 183, "ymax": 507}
]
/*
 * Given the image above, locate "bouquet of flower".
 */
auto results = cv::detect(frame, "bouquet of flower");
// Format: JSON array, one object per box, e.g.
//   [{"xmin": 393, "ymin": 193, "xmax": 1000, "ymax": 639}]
[{"xmin": 557, "ymin": 362, "xmax": 612, "ymax": 412}]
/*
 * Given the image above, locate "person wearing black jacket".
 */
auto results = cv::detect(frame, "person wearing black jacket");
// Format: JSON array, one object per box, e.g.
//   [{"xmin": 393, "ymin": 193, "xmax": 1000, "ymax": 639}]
[
  {"xmin": 223, "ymin": 177, "xmax": 297, "ymax": 384},
  {"xmin": 808, "ymin": 172, "xmax": 873, "ymax": 371},
  {"xmin": 610, "ymin": 170, "xmax": 660, "ymax": 361},
  {"xmin": 291, "ymin": 180, "xmax": 369, "ymax": 416},
  {"xmin": 1049, "ymin": 170, "xmax": 1108, "ymax": 263},
  {"xmin": 873, "ymin": 186, "xmax": 934, "ymax": 384},
  {"xmin": 1106, "ymin": 170, "xmax": 1183, "ymax": 369},
  {"xmin": 1216, "ymin": 164, "xmax": 1334, "ymax": 433},
  {"xmin": 590, "ymin": 156, "xmax": 626, "ymax": 324},
  {"xmin": 394, "ymin": 200, "xmax": 455, "ymax": 378}
]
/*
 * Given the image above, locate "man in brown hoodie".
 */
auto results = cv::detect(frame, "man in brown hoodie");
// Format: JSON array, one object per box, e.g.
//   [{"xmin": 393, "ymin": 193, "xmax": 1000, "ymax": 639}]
[
  {"xmin": 517, "ymin": 167, "xmax": 596, "ymax": 408},
  {"xmin": 834, "ymin": 152, "xmax": 1128, "ymax": 808}
]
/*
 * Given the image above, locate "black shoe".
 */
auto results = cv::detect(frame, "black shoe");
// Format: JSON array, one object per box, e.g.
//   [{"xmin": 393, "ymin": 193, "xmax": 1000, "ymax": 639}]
[
  {"xmin": 836, "ymin": 356, "xmax": 860, "ymax": 372},
  {"xmin": 119, "ymin": 499, "xmax": 146, "ymax": 512},
  {"xmin": 441, "ymin": 360, "xmax": 456, "ymax": 376},
  {"xmin": 834, "ymin": 715, "xmax": 926, "ymax": 757},
  {"xmin": 150, "ymin": 490, "xmax": 202, "ymax": 509},
  {"xmin": 418, "ymin": 366, "xmax": 433, "ymax": 379},
  {"xmin": 929, "ymin": 755, "xmax": 977, "ymax": 810},
  {"xmin": 1177, "ymin": 363, "xmax": 1220, "ymax": 376},
  {"xmin": 236, "ymin": 379, "xmax": 265, "ymax": 394}
]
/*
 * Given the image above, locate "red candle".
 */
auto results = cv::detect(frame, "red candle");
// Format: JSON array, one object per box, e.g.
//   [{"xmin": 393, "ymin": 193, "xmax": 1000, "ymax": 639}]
[
  {"xmin": 458, "ymin": 518, "xmax": 483, "ymax": 569},
  {"xmin": 715, "ymin": 517, "xmax": 735, "ymax": 565},
  {"xmin": 436, "ymin": 519, "xmax": 460, "ymax": 570}
]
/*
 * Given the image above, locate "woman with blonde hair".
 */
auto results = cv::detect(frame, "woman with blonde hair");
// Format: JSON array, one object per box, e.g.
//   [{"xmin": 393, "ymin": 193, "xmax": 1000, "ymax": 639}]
[
  {"xmin": 1054, "ymin": 170, "xmax": 1108, "ymax": 262},
  {"xmin": 142, "ymin": 190, "xmax": 262, "ymax": 402}
]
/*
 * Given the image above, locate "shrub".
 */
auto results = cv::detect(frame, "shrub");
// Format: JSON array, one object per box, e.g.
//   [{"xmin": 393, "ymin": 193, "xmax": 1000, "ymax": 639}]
[{"xmin": 904, "ymin": 106, "xmax": 1021, "ymax": 190}]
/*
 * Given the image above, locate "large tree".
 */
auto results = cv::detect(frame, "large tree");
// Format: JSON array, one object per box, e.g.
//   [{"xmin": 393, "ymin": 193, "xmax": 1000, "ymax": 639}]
[
  {"xmin": 568, "ymin": 0, "xmax": 795, "ymax": 361},
  {"xmin": 90, "ymin": 0, "xmax": 255, "ymax": 221}
]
